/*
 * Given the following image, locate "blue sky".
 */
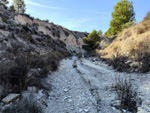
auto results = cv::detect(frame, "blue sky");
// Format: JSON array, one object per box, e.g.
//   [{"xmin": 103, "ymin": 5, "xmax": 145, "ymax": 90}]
[{"xmin": 8, "ymin": 0, "xmax": 150, "ymax": 33}]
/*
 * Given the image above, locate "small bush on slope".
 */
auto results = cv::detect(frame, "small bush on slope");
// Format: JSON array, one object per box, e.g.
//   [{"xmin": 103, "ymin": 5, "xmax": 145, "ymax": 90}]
[
  {"xmin": 0, "ymin": 55, "xmax": 29, "ymax": 94},
  {"xmin": 2, "ymin": 98, "xmax": 43, "ymax": 113},
  {"xmin": 0, "ymin": 51, "xmax": 64, "ymax": 100}
]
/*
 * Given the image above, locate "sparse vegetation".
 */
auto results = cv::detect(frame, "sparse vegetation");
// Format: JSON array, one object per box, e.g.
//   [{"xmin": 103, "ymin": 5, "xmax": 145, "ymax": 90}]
[
  {"xmin": 103, "ymin": 44, "xmax": 109, "ymax": 49},
  {"xmin": 72, "ymin": 60, "xmax": 77, "ymax": 68},
  {"xmin": 9, "ymin": 5, "xmax": 15, "ymax": 12},
  {"xmin": 52, "ymin": 28, "xmax": 60, "ymax": 38},
  {"xmin": 2, "ymin": 17, "xmax": 8, "ymax": 23},
  {"xmin": 109, "ymin": 53, "xmax": 130, "ymax": 72},
  {"xmin": 2, "ymin": 98, "xmax": 43, "ymax": 113},
  {"xmin": 0, "ymin": 50, "xmax": 64, "ymax": 100},
  {"xmin": 0, "ymin": 20, "xmax": 69, "ymax": 99},
  {"xmin": 112, "ymin": 77, "xmax": 140, "ymax": 113},
  {"xmin": 12, "ymin": 0, "xmax": 26, "ymax": 13},
  {"xmin": 0, "ymin": 55, "xmax": 29, "ymax": 94},
  {"xmin": 137, "ymin": 52, "xmax": 150, "ymax": 72},
  {"xmin": 63, "ymin": 28, "xmax": 70, "ymax": 37}
]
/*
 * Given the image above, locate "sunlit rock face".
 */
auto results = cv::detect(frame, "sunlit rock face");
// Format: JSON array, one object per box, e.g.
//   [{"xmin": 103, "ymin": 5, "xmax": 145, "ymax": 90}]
[{"xmin": 14, "ymin": 14, "xmax": 88, "ymax": 52}]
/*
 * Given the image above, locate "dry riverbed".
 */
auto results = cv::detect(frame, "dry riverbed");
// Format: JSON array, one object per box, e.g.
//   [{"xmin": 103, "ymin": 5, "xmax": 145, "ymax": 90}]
[
  {"xmin": 44, "ymin": 57, "xmax": 150, "ymax": 113},
  {"xmin": 1, "ymin": 57, "xmax": 150, "ymax": 113}
]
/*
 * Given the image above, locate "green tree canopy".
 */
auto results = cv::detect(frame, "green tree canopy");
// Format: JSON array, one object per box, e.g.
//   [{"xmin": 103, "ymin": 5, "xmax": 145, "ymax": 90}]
[
  {"xmin": 104, "ymin": 0, "xmax": 135, "ymax": 37},
  {"xmin": 12, "ymin": 0, "xmax": 26, "ymax": 13},
  {"xmin": 88, "ymin": 30, "xmax": 100, "ymax": 41},
  {"xmin": 9, "ymin": 5, "xmax": 15, "ymax": 12},
  {"xmin": 97, "ymin": 30, "xmax": 103, "ymax": 36},
  {"xmin": 82, "ymin": 30, "xmax": 101, "ymax": 50}
]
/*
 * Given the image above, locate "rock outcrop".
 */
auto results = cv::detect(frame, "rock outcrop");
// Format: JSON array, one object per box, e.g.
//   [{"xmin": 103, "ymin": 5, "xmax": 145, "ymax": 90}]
[
  {"xmin": 13, "ymin": 14, "xmax": 88, "ymax": 52},
  {"xmin": 2, "ymin": 94, "xmax": 20, "ymax": 104}
]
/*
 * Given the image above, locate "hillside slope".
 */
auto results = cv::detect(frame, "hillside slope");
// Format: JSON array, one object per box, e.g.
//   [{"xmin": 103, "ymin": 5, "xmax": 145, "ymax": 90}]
[
  {"xmin": 0, "ymin": 5, "xmax": 87, "ymax": 102},
  {"xmin": 0, "ymin": 5, "xmax": 88, "ymax": 52},
  {"xmin": 98, "ymin": 13, "xmax": 150, "ymax": 72}
]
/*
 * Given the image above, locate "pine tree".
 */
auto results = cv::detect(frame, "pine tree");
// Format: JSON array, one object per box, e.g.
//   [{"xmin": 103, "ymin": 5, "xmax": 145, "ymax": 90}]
[
  {"xmin": 13, "ymin": 0, "xmax": 26, "ymax": 13},
  {"xmin": 88, "ymin": 30, "xmax": 100, "ymax": 41},
  {"xmin": 9, "ymin": 5, "xmax": 15, "ymax": 12},
  {"xmin": 97, "ymin": 30, "xmax": 103, "ymax": 36},
  {"xmin": 82, "ymin": 30, "xmax": 101, "ymax": 50},
  {"xmin": 104, "ymin": 0, "xmax": 135, "ymax": 37}
]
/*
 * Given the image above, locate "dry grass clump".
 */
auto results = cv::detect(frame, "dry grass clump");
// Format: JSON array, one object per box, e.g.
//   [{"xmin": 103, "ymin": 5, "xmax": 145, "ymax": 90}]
[
  {"xmin": 143, "ymin": 12, "xmax": 150, "ymax": 21},
  {"xmin": 139, "ymin": 12, "xmax": 150, "ymax": 33},
  {"xmin": 120, "ymin": 29, "xmax": 132, "ymax": 40},
  {"xmin": 136, "ymin": 25, "xmax": 145, "ymax": 34},
  {"xmin": 112, "ymin": 77, "xmax": 140, "ymax": 113}
]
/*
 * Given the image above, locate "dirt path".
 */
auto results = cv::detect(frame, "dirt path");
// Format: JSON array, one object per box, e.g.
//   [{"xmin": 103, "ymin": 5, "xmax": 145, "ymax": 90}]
[{"xmin": 44, "ymin": 57, "xmax": 150, "ymax": 113}]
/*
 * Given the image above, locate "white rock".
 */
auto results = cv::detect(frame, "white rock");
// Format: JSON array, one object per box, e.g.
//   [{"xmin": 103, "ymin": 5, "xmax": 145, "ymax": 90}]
[
  {"xmin": 79, "ymin": 109, "xmax": 83, "ymax": 112},
  {"xmin": 124, "ymin": 52, "xmax": 129, "ymax": 57},
  {"xmin": 68, "ymin": 99, "xmax": 72, "ymax": 102},
  {"xmin": 129, "ymin": 62, "xmax": 139, "ymax": 68},
  {"xmin": 84, "ymin": 109, "xmax": 89, "ymax": 112},
  {"xmin": 27, "ymin": 86, "xmax": 37, "ymax": 93},
  {"xmin": 37, "ymin": 90, "xmax": 44, "ymax": 100},
  {"xmin": 112, "ymin": 107, "xmax": 116, "ymax": 110},
  {"xmin": 68, "ymin": 96, "xmax": 72, "ymax": 98},
  {"xmin": 2, "ymin": 94, "xmax": 20, "ymax": 104},
  {"xmin": 64, "ymin": 89, "xmax": 69, "ymax": 92},
  {"xmin": 125, "ymin": 60, "xmax": 132, "ymax": 64}
]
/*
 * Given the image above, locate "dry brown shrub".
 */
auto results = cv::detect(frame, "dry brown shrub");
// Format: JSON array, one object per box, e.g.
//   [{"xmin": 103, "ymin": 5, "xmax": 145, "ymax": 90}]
[
  {"xmin": 122, "ymin": 30, "xmax": 132, "ymax": 40},
  {"xmin": 136, "ymin": 26, "xmax": 145, "ymax": 34},
  {"xmin": 143, "ymin": 12, "xmax": 150, "ymax": 22}
]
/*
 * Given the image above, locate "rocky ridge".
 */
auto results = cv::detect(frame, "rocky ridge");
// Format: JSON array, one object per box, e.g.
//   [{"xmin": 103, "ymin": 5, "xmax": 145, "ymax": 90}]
[
  {"xmin": 14, "ymin": 13, "xmax": 88, "ymax": 52},
  {"xmin": 0, "ymin": 5, "xmax": 88, "ymax": 52}
]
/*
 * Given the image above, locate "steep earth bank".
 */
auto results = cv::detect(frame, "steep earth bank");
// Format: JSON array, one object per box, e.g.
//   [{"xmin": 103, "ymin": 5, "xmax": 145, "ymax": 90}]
[{"xmin": 98, "ymin": 13, "xmax": 150, "ymax": 73}]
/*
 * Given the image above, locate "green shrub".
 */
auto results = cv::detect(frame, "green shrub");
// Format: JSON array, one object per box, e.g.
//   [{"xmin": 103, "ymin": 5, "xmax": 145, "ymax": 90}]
[
  {"xmin": 103, "ymin": 44, "xmax": 109, "ymax": 49},
  {"xmin": 9, "ymin": 5, "xmax": 15, "ymax": 12},
  {"xmin": 113, "ymin": 45, "xmax": 118, "ymax": 51},
  {"xmin": 2, "ymin": 17, "xmax": 8, "ymax": 23},
  {"xmin": 121, "ymin": 20, "xmax": 136, "ymax": 29},
  {"xmin": 63, "ymin": 28, "xmax": 70, "ymax": 37},
  {"xmin": 52, "ymin": 29, "xmax": 60, "ymax": 38},
  {"xmin": 82, "ymin": 30, "xmax": 101, "ymax": 51}
]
